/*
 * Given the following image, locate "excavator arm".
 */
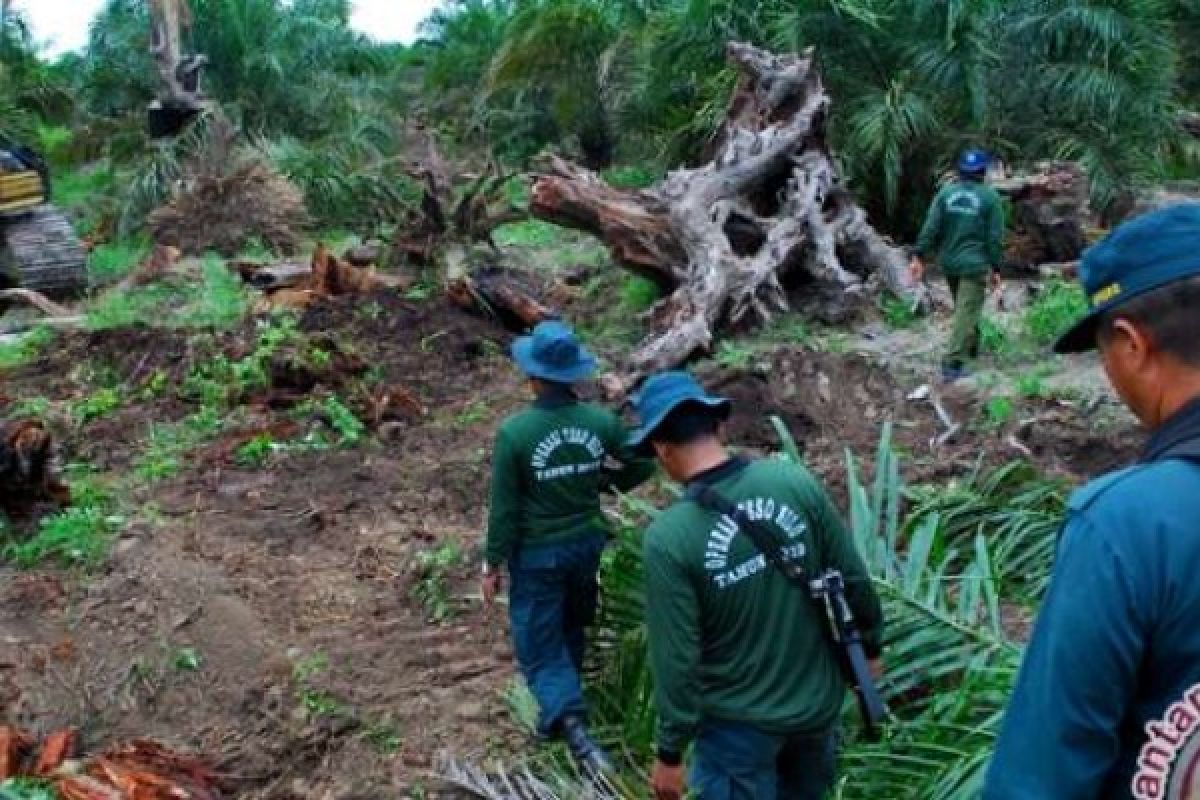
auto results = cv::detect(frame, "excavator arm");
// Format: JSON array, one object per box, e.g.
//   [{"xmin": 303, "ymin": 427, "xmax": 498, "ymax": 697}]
[{"xmin": 147, "ymin": 0, "xmax": 208, "ymax": 137}]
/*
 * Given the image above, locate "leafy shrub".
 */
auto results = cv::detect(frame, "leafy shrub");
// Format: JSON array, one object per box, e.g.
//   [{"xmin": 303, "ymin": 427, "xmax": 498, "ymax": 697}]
[
  {"xmin": 3, "ymin": 481, "xmax": 122, "ymax": 569},
  {"xmin": 618, "ymin": 275, "xmax": 660, "ymax": 312},
  {"xmin": 0, "ymin": 326, "xmax": 55, "ymax": 370},
  {"xmin": 87, "ymin": 239, "xmax": 149, "ymax": 285},
  {"xmin": 1025, "ymin": 280, "xmax": 1088, "ymax": 346}
]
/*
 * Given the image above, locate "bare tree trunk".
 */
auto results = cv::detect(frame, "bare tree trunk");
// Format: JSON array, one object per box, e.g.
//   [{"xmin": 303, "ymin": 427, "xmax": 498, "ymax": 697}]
[{"xmin": 530, "ymin": 42, "xmax": 917, "ymax": 388}]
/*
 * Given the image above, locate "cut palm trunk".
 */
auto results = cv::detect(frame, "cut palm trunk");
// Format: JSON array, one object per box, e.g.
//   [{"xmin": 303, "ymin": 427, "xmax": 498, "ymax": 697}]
[{"xmin": 530, "ymin": 42, "xmax": 916, "ymax": 388}]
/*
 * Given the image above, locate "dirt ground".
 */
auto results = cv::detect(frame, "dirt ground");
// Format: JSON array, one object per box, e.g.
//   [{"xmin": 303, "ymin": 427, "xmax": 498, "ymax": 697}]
[{"xmin": 0, "ymin": 287, "xmax": 1144, "ymax": 798}]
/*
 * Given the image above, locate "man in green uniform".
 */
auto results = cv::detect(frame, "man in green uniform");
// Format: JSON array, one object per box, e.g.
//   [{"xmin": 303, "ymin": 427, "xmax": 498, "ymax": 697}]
[
  {"xmin": 985, "ymin": 204, "xmax": 1200, "ymax": 798},
  {"xmin": 627, "ymin": 372, "xmax": 884, "ymax": 800},
  {"xmin": 910, "ymin": 148, "xmax": 1005, "ymax": 382},
  {"xmin": 482, "ymin": 320, "xmax": 655, "ymax": 771}
]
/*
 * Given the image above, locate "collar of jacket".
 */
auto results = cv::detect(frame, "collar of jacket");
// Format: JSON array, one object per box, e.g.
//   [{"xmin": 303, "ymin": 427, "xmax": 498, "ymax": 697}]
[
  {"xmin": 685, "ymin": 455, "xmax": 751, "ymax": 488},
  {"xmin": 533, "ymin": 383, "xmax": 579, "ymax": 410},
  {"xmin": 1142, "ymin": 394, "xmax": 1200, "ymax": 464}
]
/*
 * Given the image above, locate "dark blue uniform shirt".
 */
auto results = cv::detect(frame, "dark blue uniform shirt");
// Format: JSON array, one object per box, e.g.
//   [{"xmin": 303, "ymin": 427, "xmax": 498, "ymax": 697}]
[{"xmin": 986, "ymin": 398, "xmax": 1200, "ymax": 799}]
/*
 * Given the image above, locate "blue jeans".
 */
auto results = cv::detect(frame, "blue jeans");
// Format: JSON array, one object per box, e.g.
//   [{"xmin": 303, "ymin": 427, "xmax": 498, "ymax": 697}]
[
  {"xmin": 508, "ymin": 534, "xmax": 605, "ymax": 736},
  {"xmin": 691, "ymin": 721, "xmax": 838, "ymax": 800}
]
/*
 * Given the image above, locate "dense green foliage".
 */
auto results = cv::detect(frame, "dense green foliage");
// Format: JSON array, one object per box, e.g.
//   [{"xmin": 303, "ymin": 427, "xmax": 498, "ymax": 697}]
[
  {"xmin": 5, "ymin": 0, "xmax": 1200, "ymax": 238},
  {"xmin": 422, "ymin": 0, "xmax": 1200, "ymax": 231}
]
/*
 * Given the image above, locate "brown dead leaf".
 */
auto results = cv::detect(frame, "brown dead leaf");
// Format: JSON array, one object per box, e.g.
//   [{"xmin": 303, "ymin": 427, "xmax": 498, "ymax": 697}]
[{"xmin": 35, "ymin": 728, "xmax": 78, "ymax": 775}]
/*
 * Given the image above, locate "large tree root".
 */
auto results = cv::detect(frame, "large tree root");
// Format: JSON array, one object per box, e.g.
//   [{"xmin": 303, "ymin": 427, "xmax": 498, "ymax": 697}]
[{"xmin": 530, "ymin": 42, "xmax": 916, "ymax": 388}]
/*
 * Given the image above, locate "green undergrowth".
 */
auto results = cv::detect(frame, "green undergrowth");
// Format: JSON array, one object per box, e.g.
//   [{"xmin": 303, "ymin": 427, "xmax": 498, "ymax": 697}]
[
  {"xmin": 2, "ymin": 465, "xmax": 123, "ymax": 569},
  {"xmin": 85, "ymin": 255, "xmax": 251, "ymax": 331},
  {"xmin": 1024, "ymin": 280, "xmax": 1088, "ymax": 346},
  {"xmin": 0, "ymin": 325, "xmax": 56, "ymax": 371},
  {"xmin": 87, "ymin": 238, "xmax": 150, "ymax": 285}
]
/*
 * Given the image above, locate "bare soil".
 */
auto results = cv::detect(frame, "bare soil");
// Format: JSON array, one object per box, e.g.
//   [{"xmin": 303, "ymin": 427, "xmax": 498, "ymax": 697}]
[{"xmin": 0, "ymin": 289, "xmax": 1143, "ymax": 798}]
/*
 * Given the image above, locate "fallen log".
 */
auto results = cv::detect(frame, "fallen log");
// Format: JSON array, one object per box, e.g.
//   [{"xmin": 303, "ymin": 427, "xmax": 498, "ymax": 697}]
[
  {"xmin": 0, "ymin": 288, "xmax": 75, "ymax": 318},
  {"xmin": 243, "ymin": 244, "xmax": 410, "ymax": 312},
  {"xmin": 447, "ymin": 266, "xmax": 559, "ymax": 333},
  {"xmin": 530, "ymin": 42, "xmax": 917, "ymax": 387}
]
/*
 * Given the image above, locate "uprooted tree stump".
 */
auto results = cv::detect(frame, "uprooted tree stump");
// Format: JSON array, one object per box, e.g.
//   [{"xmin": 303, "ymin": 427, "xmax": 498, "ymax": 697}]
[
  {"xmin": 529, "ymin": 42, "xmax": 916, "ymax": 389},
  {"xmin": 994, "ymin": 161, "xmax": 1090, "ymax": 270},
  {"xmin": 390, "ymin": 121, "xmax": 528, "ymax": 273}
]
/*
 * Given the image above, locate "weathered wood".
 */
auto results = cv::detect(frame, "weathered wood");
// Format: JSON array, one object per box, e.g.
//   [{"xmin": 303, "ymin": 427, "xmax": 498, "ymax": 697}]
[
  {"xmin": 0, "ymin": 288, "xmax": 74, "ymax": 318},
  {"xmin": 529, "ymin": 42, "xmax": 916, "ymax": 387},
  {"xmin": 390, "ymin": 128, "xmax": 527, "ymax": 269},
  {"xmin": 993, "ymin": 161, "xmax": 1090, "ymax": 268},
  {"xmin": 447, "ymin": 266, "xmax": 558, "ymax": 333}
]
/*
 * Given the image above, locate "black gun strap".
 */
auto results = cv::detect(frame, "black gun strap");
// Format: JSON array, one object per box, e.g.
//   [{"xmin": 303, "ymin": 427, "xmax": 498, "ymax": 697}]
[{"xmin": 686, "ymin": 483, "xmax": 811, "ymax": 589}]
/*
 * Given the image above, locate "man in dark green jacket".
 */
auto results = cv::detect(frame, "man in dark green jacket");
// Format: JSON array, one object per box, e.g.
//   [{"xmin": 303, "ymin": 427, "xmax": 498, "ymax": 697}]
[
  {"xmin": 627, "ymin": 372, "xmax": 884, "ymax": 800},
  {"xmin": 985, "ymin": 205, "xmax": 1200, "ymax": 798},
  {"xmin": 910, "ymin": 148, "xmax": 1005, "ymax": 382},
  {"xmin": 483, "ymin": 320, "xmax": 654, "ymax": 771}
]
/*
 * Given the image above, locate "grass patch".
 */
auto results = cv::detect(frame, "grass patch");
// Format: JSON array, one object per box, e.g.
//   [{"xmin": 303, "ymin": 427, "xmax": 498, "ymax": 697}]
[
  {"xmin": 85, "ymin": 255, "xmax": 251, "ymax": 331},
  {"xmin": 714, "ymin": 340, "xmax": 755, "ymax": 370},
  {"xmin": 983, "ymin": 395, "xmax": 1016, "ymax": 429},
  {"xmin": 132, "ymin": 408, "xmax": 225, "ymax": 483},
  {"xmin": 234, "ymin": 433, "xmax": 277, "ymax": 468},
  {"xmin": 1025, "ymin": 280, "xmax": 1088, "ymax": 345},
  {"xmin": 0, "ymin": 326, "xmax": 56, "ymax": 371},
  {"xmin": 71, "ymin": 387, "xmax": 121, "ymax": 425},
  {"xmin": 879, "ymin": 292, "xmax": 920, "ymax": 329},
  {"xmin": 618, "ymin": 275, "xmax": 660, "ymax": 313},
  {"xmin": 87, "ymin": 239, "xmax": 149, "ymax": 285},
  {"xmin": 411, "ymin": 540, "xmax": 465, "ymax": 622},
  {"xmin": 177, "ymin": 255, "xmax": 252, "ymax": 327},
  {"xmin": 602, "ymin": 164, "xmax": 663, "ymax": 189},
  {"xmin": 2, "ymin": 470, "xmax": 123, "ymax": 569},
  {"xmin": 492, "ymin": 219, "xmax": 569, "ymax": 248},
  {"xmin": 6, "ymin": 396, "xmax": 51, "ymax": 419},
  {"xmin": 320, "ymin": 395, "xmax": 366, "ymax": 445}
]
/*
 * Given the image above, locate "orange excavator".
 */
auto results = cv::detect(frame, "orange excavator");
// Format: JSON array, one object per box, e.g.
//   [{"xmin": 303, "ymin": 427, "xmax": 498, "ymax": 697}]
[{"xmin": 0, "ymin": 0, "xmax": 206, "ymax": 295}]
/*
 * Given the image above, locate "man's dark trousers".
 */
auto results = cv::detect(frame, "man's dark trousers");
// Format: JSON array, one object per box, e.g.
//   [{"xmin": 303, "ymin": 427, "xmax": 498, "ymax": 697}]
[
  {"xmin": 508, "ymin": 533, "xmax": 605, "ymax": 736},
  {"xmin": 690, "ymin": 720, "xmax": 837, "ymax": 800}
]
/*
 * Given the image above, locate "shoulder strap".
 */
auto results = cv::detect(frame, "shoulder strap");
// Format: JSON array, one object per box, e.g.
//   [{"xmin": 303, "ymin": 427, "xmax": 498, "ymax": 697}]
[
  {"xmin": 685, "ymin": 482, "xmax": 810, "ymax": 590},
  {"xmin": 1157, "ymin": 439, "xmax": 1200, "ymax": 465}
]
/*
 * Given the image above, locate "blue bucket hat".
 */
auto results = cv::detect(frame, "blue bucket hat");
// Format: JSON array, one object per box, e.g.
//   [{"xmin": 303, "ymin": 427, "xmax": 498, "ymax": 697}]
[
  {"xmin": 1055, "ymin": 203, "xmax": 1200, "ymax": 354},
  {"xmin": 511, "ymin": 320, "xmax": 598, "ymax": 383},
  {"xmin": 627, "ymin": 371, "xmax": 731, "ymax": 449},
  {"xmin": 958, "ymin": 148, "xmax": 989, "ymax": 175}
]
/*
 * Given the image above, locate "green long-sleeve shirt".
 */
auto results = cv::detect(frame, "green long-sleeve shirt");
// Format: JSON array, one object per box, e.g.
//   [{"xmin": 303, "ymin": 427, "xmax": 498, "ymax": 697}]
[
  {"xmin": 643, "ymin": 457, "xmax": 883, "ymax": 759},
  {"xmin": 915, "ymin": 180, "xmax": 1005, "ymax": 275},
  {"xmin": 484, "ymin": 394, "xmax": 656, "ymax": 567}
]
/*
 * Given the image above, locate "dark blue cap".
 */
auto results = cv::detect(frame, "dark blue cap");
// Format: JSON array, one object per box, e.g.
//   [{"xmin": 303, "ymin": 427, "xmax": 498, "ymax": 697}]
[
  {"xmin": 1055, "ymin": 203, "xmax": 1200, "ymax": 354},
  {"xmin": 627, "ymin": 371, "xmax": 731, "ymax": 449},
  {"xmin": 958, "ymin": 148, "xmax": 989, "ymax": 174},
  {"xmin": 511, "ymin": 320, "xmax": 598, "ymax": 383}
]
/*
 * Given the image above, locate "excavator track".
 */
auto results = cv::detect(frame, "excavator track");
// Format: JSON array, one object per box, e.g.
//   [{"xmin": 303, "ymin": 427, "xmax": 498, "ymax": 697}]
[{"xmin": 0, "ymin": 205, "xmax": 87, "ymax": 296}]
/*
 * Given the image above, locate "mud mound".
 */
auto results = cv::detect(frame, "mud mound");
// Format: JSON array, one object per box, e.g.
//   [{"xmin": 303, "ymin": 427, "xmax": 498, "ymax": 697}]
[{"xmin": 698, "ymin": 347, "xmax": 1142, "ymax": 501}]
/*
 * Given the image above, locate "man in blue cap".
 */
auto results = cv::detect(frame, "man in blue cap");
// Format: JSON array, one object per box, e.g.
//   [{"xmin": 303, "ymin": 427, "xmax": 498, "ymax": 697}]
[
  {"xmin": 628, "ymin": 371, "xmax": 884, "ymax": 800},
  {"xmin": 985, "ymin": 204, "xmax": 1200, "ymax": 799},
  {"xmin": 910, "ymin": 148, "xmax": 1006, "ymax": 381},
  {"xmin": 482, "ymin": 320, "xmax": 655, "ymax": 771}
]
